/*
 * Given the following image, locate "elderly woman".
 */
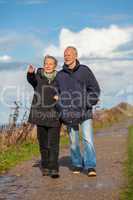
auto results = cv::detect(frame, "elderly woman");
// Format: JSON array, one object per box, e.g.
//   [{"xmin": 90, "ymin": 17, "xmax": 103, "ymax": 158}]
[{"xmin": 27, "ymin": 55, "xmax": 61, "ymax": 178}]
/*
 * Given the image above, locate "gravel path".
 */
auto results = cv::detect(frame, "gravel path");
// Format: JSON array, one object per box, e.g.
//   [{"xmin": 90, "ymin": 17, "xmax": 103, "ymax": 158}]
[{"xmin": 0, "ymin": 119, "xmax": 133, "ymax": 200}]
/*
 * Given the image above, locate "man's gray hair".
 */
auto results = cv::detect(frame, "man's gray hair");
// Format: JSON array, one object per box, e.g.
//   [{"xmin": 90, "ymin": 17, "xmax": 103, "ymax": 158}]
[
  {"xmin": 65, "ymin": 46, "xmax": 78, "ymax": 56},
  {"xmin": 44, "ymin": 55, "xmax": 58, "ymax": 66}
]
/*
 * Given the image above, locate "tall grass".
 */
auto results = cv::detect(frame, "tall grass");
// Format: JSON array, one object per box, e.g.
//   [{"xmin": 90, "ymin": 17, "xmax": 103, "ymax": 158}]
[{"xmin": 0, "ymin": 142, "xmax": 39, "ymax": 173}]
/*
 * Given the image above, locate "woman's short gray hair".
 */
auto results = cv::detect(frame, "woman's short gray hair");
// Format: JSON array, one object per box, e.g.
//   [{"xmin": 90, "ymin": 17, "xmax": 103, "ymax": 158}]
[{"xmin": 44, "ymin": 55, "xmax": 58, "ymax": 66}]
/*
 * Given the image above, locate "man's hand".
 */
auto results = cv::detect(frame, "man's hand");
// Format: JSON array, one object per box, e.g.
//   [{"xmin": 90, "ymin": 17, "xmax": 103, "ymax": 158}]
[
  {"xmin": 28, "ymin": 64, "xmax": 36, "ymax": 73},
  {"xmin": 53, "ymin": 95, "xmax": 59, "ymax": 101}
]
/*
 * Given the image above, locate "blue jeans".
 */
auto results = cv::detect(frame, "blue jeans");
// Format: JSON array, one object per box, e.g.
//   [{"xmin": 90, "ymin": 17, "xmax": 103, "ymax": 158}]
[{"xmin": 68, "ymin": 119, "xmax": 96, "ymax": 169}]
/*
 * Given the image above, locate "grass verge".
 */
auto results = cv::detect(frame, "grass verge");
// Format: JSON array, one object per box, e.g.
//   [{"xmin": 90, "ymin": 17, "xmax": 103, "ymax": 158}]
[
  {"xmin": 0, "ymin": 135, "xmax": 69, "ymax": 174},
  {"xmin": 0, "ymin": 142, "xmax": 39, "ymax": 173},
  {"xmin": 120, "ymin": 126, "xmax": 133, "ymax": 200}
]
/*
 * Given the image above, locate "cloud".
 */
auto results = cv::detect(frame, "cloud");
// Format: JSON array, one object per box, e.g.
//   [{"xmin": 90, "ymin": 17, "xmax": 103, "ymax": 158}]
[
  {"xmin": 0, "ymin": 25, "xmax": 133, "ymax": 123},
  {"xmin": 44, "ymin": 25, "xmax": 133, "ymax": 59},
  {"xmin": 0, "ymin": 32, "xmax": 19, "ymax": 51},
  {"xmin": 97, "ymin": 14, "xmax": 133, "ymax": 21},
  {"xmin": 0, "ymin": 31, "xmax": 44, "ymax": 51},
  {"xmin": 0, "ymin": 31, "xmax": 45, "ymax": 63},
  {"xmin": 0, "ymin": 61, "xmax": 29, "ymax": 70},
  {"xmin": 86, "ymin": 59, "xmax": 133, "ymax": 107},
  {"xmin": 0, "ymin": 58, "xmax": 132, "ymax": 107},
  {"xmin": 0, "ymin": 57, "xmax": 132, "ymax": 124},
  {"xmin": 18, "ymin": 0, "xmax": 47, "ymax": 5},
  {"xmin": 0, "ymin": 0, "xmax": 47, "ymax": 5},
  {"xmin": 73, "ymin": 12, "xmax": 133, "ymax": 23},
  {"xmin": 0, "ymin": 55, "xmax": 13, "ymax": 62},
  {"xmin": 0, "ymin": 68, "xmax": 33, "ymax": 124}
]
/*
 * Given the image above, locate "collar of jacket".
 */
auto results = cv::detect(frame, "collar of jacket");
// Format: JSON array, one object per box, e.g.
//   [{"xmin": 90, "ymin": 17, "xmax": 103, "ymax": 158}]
[
  {"xmin": 37, "ymin": 68, "xmax": 55, "ymax": 83},
  {"xmin": 63, "ymin": 59, "xmax": 80, "ymax": 74}
]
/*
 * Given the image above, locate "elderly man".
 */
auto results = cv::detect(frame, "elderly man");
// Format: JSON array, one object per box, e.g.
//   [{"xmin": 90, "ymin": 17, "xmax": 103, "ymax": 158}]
[{"xmin": 56, "ymin": 46, "xmax": 100, "ymax": 176}]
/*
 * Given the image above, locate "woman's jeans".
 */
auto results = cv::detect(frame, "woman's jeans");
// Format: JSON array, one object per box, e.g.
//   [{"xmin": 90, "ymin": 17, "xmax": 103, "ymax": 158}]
[{"xmin": 68, "ymin": 119, "xmax": 96, "ymax": 169}]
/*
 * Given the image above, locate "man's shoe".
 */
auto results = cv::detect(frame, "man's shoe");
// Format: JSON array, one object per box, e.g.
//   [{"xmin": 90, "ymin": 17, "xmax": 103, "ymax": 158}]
[
  {"xmin": 87, "ymin": 168, "xmax": 96, "ymax": 177},
  {"xmin": 72, "ymin": 167, "xmax": 82, "ymax": 174},
  {"xmin": 50, "ymin": 169, "xmax": 60, "ymax": 178},
  {"xmin": 41, "ymin": 168, "xmax": 50, "ymax": 176}
]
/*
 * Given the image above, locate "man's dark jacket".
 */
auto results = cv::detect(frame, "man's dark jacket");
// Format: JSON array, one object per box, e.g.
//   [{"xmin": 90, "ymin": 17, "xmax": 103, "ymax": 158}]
[
  {"xmin": 55, "ymin": 60, "xmax": 100, "ymax": 128},
  {"xmin": 27, "ymin": 68, "xmax": 60, "ymax": 127}
]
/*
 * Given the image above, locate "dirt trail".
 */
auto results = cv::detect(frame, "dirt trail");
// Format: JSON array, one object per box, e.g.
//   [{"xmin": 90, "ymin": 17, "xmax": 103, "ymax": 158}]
[{"xmin": 0, "ymin": 119, "xmax": 133, "ymax": 200}]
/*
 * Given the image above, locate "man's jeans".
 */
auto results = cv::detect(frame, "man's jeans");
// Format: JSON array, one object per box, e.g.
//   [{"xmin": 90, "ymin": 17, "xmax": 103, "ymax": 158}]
[{"xmin": 68, "ymin": 119, "xmax": 96, "ymax": 169}]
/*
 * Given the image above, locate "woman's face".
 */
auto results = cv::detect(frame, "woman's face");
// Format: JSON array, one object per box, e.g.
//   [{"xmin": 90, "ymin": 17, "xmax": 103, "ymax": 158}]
[{"xmin": 44, "ymin": 58, "xmax": 56, "ymax": 73}]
